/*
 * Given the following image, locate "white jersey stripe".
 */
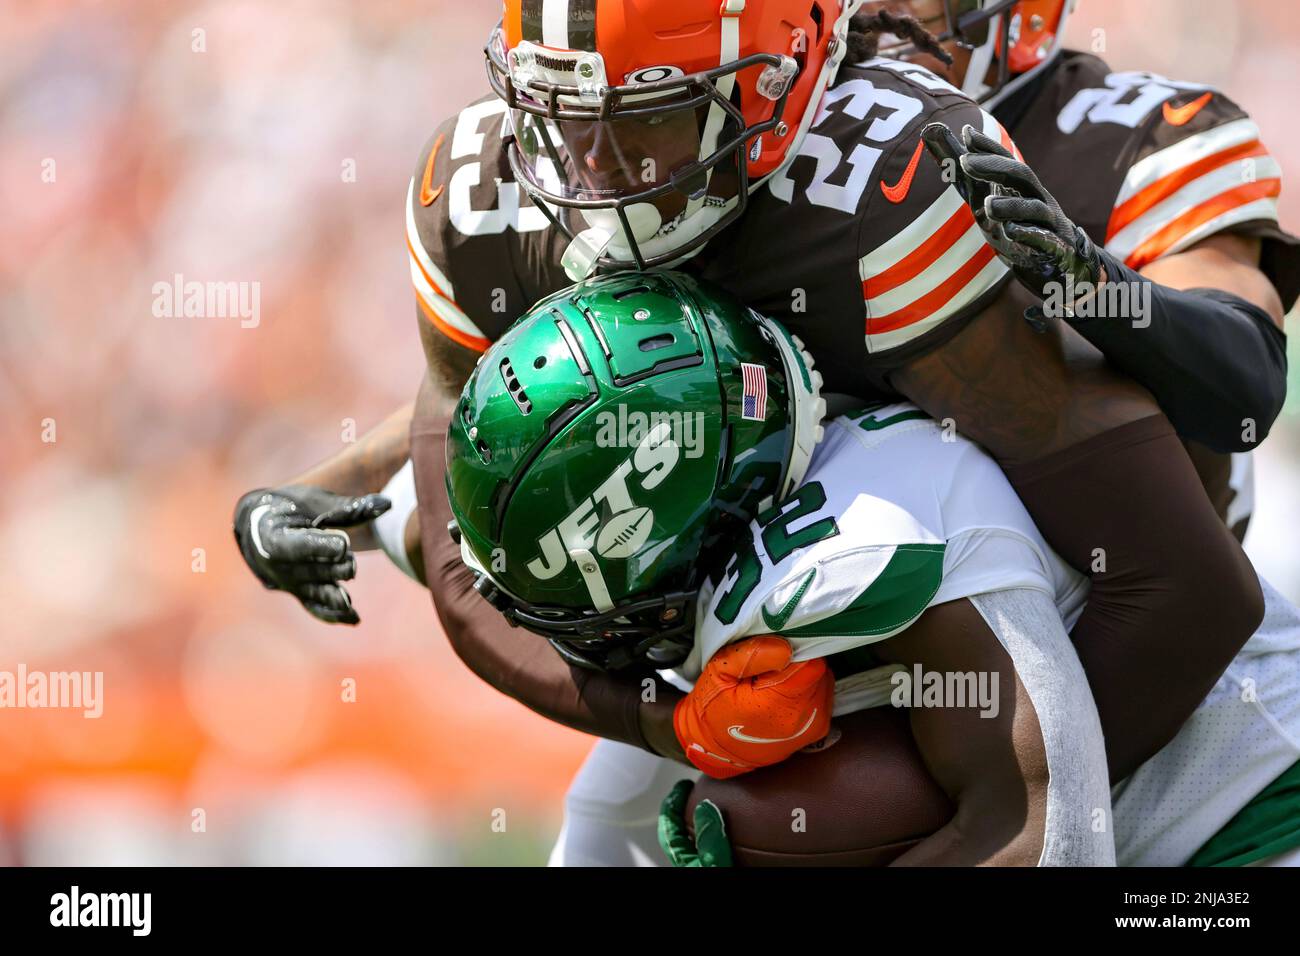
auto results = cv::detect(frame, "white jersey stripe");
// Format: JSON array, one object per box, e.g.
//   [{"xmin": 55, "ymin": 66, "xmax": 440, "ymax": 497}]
[
  {"xmin": 409, "ymin": 254, "xmax": 487, "ymax": 343},
  {"xmin": 406, "ymin": 180, "xmax": 458, "ymax": 300},
  {"xmin": 978, "ymin": 108, "xmax": 1021, "ymax": 159},
  {"xmin": 1120, "ymin": 197, "xmax": 1281, "ymax": 267},
  {"xmin": 859, "ymin": 187, "xmax": 967, "ymax": 280},
  {"xmin": 1106, "ymin": 157, "xmax": 1282, "ymax": 262},
  {"xmin": 1115, "ymin": 118, "xmax": 1261, "ymax": 207},
  {"xmin": 405, "ymin": 179, "xmax": 488, "ymax": 347},
  {"xmin": 980, "ymin": 108, "xmax": 1000, "ymax": 142},
  {"xmin": 864, "ymin": 221, "xmax": 989, "ymax": 318},
  {"xmin": 865, "ymin": 253, "xmax": 1008, "ymax": 353}
]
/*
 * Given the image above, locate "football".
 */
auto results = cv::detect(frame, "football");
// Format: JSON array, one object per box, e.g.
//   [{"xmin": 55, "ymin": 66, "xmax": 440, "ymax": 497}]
[{"xmin": 687, "ymin": 706, "xmax": 954, "ymax": 866}]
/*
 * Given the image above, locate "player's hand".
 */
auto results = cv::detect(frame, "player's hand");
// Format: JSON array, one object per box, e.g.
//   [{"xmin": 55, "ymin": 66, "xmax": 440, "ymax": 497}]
[
  {"xmin": 674, "ymin": 635, "xmax": 833, "ymax": 780},
  {"xmin": 658, "ymin": 780, "xmax": 733, "ymax": 868},
  {"xmin": 233, "ymin": 485, "xmax": 391, "ymax": 625},
  {"xmin": 922, "ymin": 122, "xmax": 1103, "ymax": 329}
]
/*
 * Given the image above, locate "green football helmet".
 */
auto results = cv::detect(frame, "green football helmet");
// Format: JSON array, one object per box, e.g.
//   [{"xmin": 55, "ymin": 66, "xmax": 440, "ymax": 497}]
[{"xmin": 445, "ymin": 271, "xmax": 824, "ymax": 671}]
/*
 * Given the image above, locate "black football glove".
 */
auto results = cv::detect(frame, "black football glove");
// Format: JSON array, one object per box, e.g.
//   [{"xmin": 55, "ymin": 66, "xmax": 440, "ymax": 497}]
[
  {"xmin": 922, "ymin": 122, "xmax": 1103, "ymax": 330},
  {"xmin": 233, "ymin": 485, "xmax": 391, "ymax": 625}
]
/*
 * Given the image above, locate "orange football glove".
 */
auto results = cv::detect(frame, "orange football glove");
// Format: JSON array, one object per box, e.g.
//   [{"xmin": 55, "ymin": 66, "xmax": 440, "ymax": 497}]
[{"xmin": 674, "ymin": 635, "xmax": 833, "ymax": 780}]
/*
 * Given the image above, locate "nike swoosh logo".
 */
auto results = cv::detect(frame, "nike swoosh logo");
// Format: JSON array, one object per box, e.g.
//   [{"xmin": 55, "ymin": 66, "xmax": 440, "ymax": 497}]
[
  {"xmin": 728, "ymin": 708, "xmax": 819, "ymax": 745},
  {"xmin": 419, "ymin": 133, "xmax": 446, "ymax": 206},
  {"xmin": 761, "ymin": 568, "xmax": 816, "ymax": 632},
  {"xmin": 880, "ymin": 138, "xmax": 926, "ymax": 204},
  {"xmin": 1163, "ymin": 92, "xmax": 1212, "ymax": 127}
]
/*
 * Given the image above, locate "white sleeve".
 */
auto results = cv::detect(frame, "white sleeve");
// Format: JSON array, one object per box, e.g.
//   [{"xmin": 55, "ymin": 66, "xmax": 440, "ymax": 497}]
[
  {"xmin": 374, "ymin": 459, "xmax": 420, "ymax": 583},
  {"xmin": 968, "ymin": 588, "xmax": 1115, "ymax": 867}
]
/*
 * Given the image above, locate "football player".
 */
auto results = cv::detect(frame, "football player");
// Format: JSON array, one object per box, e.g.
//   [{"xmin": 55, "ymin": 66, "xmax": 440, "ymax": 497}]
[
  {"xmin": 441, "ymin": 272, "xmax": 1116, "ymax": 866},
  {"xmin": 235, "ymin": 1, "xmax": 1295, "ymax": 786},
  {"xmin": 431, "ymin": 274, "xmax": 1300, "ymax": 867}
]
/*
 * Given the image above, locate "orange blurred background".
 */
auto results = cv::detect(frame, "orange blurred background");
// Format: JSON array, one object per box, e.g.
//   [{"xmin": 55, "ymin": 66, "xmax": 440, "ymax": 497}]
[{"xmin": 1, "ymin": 0, "xmax": 1298, "ymax": 864}]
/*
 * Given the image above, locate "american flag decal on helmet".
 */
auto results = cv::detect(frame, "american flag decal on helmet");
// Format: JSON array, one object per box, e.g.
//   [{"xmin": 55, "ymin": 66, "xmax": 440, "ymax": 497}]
[
  {"xmin": 521, "ymin": 0, "xmax": 598, "ymax": 52},
  {"xmin": 741, "ymin": 363, "xmax": 768, "ymax": 422}
]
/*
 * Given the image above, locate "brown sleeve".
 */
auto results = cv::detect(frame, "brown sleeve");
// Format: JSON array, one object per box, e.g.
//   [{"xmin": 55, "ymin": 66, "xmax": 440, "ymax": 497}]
[
  {"xmin": 409, "ymin": 413, "xmax": 673, "ymax": 752},
  {"xmin": 1002, "ymin": 416, "xmax": 1264, "ymax": 782}
]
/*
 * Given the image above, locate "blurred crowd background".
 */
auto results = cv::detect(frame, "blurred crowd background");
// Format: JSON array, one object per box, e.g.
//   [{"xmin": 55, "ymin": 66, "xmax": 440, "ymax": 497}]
[{"xmin": 2, "ymin": 0, "xmax": 1299, "ymax": 865}]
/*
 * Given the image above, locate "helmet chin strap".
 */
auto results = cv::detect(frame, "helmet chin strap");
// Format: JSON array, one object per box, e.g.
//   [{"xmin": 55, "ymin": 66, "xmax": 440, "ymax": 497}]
[
  {"xmin": 562, "ymin": 202, "xmax": 664, "ymax": 280},
  {"xmin": 562, "ymin": 226, "xmax": 615, "ymax": 281},
  {"xmin": 562, "ymin": 197, "xmax": 738, "ymax": 280},
  {"xmin": 961, "ymin": 11, "xmax": 1003, "ymax": 101}
]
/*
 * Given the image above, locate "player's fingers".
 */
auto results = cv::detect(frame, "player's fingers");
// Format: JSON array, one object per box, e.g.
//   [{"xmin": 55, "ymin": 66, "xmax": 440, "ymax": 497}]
[
  {"xmin": 657, "ymin": 781, "xmax": 698, "ymax": 866},
  {"xmin": 267, "ymin": 527, "xmax": 351, "ymax": 563},
  {"xmin": 313, "ymin": 493, "xmax": 392, "ymax": 529},
  {"xmin": 921, "ymin": 121, "xmax": 966, "ymax": 168},
  {"xmin": 661, "ymin": 778, "xmax": 692, "ymax": 819},
  {"xmin": 296, "ymin": 583, "xmax": 359, "ymax": 625},
  {"xmin": 961, "ymin": 124, "xmax": 1014, "ymax": 159},
  {"xmin": 1003, "ymin": 221, "xmax": 1069, "ymax": 256},
  {"xmin": 713, "ymin": 635, "xmax": 793, "ymax": 679},
  {"xmin": 694, "ymin": 799, "xmax": 734, "ymax": 868},
  {"xmin": 281, "ymin": 556, "xmax": 357, "ymax": 585},
  {"xmin": 959, "ymin": 152, "xmax": 1038, "ymax": 194},
  {"xmin": 985, "ymin": 195, "xmax": 1055, "ymax": 226},
  {"xmin": 754, "ymin": 656, "xmax": 829, "ymax": 695},
  {"xmin": 302, "ymin": 602, "xmax": 360, "ymax": 626}
]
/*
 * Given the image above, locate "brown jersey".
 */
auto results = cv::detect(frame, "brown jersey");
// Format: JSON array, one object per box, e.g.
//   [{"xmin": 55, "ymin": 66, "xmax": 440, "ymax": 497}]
[
  {"xmin": 406, "ymin": 59, "xmax": 1015, "ymax": 399},
  {"xmin": 995, "ymin": 51, "xmax": 1300, "ymax": 536},
  {"xmin": 999, "ymin": 51, "xmax": 1299, "ymax": 305}
]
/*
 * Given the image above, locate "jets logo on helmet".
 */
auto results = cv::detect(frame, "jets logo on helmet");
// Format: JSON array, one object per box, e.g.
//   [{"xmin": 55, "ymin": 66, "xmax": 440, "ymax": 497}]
[
  {"xmin": 526, "ymin": 422, "xmax": 680, "ymax": 581},
  {"xmin": 487, "ymin": 1, "xmax": 867, "ymax": 278},
  {"xmin": 595, "ymin": 505, "xmax": 655, "ymax": 560},
  {"xmin": 445, "ymin": 271, "xmax": 825, "ymax": 671}
]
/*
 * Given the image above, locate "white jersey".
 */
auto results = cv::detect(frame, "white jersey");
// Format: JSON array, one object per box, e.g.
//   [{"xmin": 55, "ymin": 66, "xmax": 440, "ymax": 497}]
[
  {"xmin": 1112, "ymin": 577, "xmax": 1300, "ymax": 866},
  {"xmin": 679, "ymin": 404, "xmax": 1089, "ymax": 714},
  {"xmin": 674, "ymin": 404, "xmax": 1300, "ymax": 866}
]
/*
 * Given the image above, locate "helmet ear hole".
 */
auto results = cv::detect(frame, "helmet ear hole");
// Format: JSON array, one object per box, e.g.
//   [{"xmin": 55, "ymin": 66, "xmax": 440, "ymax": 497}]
[{"xmin": 639, "ymin": 333, "xmax": 675, "ymax": 353}]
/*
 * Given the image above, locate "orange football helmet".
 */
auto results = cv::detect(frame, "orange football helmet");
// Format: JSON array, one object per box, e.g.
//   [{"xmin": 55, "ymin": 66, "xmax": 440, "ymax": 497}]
[
  {"xmin": 865, "ymin": 0, "xmax": 1078, "ymax": 103},
  {"xmin": 487, "ymin": 1, "xmax": 866, "ymax": 277}
]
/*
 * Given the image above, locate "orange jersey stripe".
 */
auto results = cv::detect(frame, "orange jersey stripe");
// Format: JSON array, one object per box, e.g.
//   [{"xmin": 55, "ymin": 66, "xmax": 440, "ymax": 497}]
[
  {"xmin": 1124, "ymin": 178, "xmax": 1282, "ymax": 269},
  {"xmin": 863, "ymin": 204, "xmax": 976, "ymax": 299},
  {"xmin": 868, "ymin": 244, "xmax": 998, "ymax": 335},
  {"xmin": 1107, "ymin": 139, "xmax": 1269, "ymax": 242},
  {"xmin": 997, "ymin": 122, "xmax": 1022, "ymax": 161},
  {"xmin": 416, "ymin": 292, "xmax": 490, "ymax": 353}
]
